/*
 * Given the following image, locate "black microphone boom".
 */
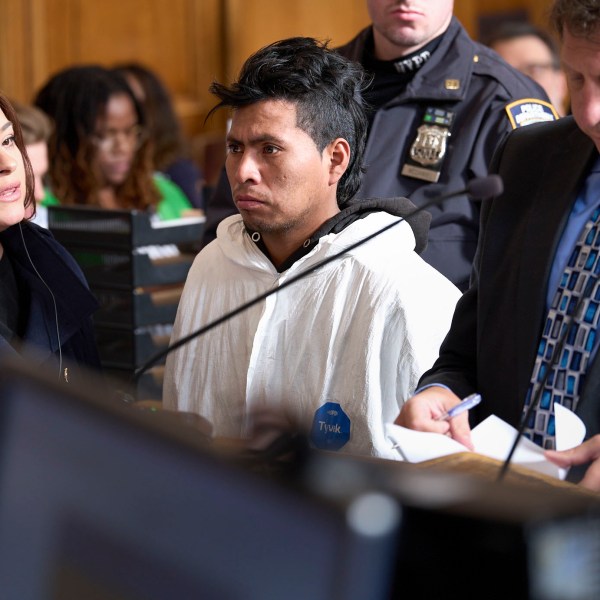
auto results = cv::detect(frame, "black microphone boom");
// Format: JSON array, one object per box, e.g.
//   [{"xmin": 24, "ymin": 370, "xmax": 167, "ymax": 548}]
[
  {"xmin": 466, "ymin": 174, "xmax": 503, "ymax": 199},
  {"xmin": 134, "ymin": 175, "xmax": 503, "ymax": 380}
]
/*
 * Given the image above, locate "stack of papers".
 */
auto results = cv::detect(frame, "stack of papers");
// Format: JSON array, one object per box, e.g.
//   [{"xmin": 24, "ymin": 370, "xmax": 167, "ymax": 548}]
[{"xmin": 386, "ymin": 403, "xmax": 586, "ymax": 480}]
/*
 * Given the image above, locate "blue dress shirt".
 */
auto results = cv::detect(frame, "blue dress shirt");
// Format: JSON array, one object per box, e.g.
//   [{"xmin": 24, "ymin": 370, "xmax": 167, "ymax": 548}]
[{"xmin": 546, "ymin": 154, "xmax": 600, "ymax": 359}]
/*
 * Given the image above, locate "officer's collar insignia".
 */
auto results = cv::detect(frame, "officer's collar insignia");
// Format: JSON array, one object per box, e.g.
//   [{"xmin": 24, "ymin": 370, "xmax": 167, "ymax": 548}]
[
  {"xmin": 445, "ymin": 79, "xmax": 460, "ymax": 90},
  {"xmin": 505, "ymin": 99, "xmax": 558, "ymax": 129},
  {"xmin": 401, "ymin": 107, "xmax": 455, "ymax": 183},
  {"xmin": 393, "ymin": 49, "xmax": 431, "ymax": 74}
]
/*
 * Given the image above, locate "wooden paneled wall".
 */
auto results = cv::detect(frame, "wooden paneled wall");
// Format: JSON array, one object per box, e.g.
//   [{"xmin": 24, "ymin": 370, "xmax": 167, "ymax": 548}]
[
  {"xmin": 0, "ymin": 0, "xmax": 224, "ymax": 137},
  {"xmin": 223, "ymin": 0, "xmax": 370, "ymax": 81},
  {"xmin": 0, "ymin": 0, "xmax": 555, "ymax": 145},
  {"xmin": 223, "ymin": 0, "xmax": 556, "ymax": 79}
]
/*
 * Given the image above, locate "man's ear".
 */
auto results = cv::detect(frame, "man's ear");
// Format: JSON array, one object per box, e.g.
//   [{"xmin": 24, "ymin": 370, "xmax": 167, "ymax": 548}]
[{"xmin": 326, "ymin": 138, "xmax": 351, "ymax": 186}]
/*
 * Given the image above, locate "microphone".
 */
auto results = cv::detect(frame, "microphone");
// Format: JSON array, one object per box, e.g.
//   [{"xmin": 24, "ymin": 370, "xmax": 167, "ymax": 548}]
[
  {"xmin": 464, "ymin": 175, "xmax": 503, "ymax": 200},
  {"xmin": 134, "ymin": 175, "xmax": 504, "ymax": 381},
  {"xmin": 497, "ymin": 271, "xmax": 598, "ymax": 481}
]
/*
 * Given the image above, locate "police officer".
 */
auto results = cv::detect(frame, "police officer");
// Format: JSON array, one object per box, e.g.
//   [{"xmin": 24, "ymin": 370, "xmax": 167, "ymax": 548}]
[{"xmin": 203, "ymin": 0, "xmax": 556, "ymax": 291}]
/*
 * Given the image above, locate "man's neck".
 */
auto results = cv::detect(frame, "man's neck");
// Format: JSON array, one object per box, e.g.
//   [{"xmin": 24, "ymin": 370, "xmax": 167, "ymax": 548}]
[
  {"xmin": 372, "ymin": 14, "xmax": 452, "ymax": 61},
  {"xmin": 96, "ymin": 187, "xmax": 120, "ymax": 210},
  {"xmin": 262, "ymin": 234, "xmax": 306, "ymax": 270},
  {"xmin": 374, "ymin": 35, "xmax": 424, "ymax": 61},
  {"xmin": 261, "ymin": 209, "xmax": 341, "ymax": 270}
]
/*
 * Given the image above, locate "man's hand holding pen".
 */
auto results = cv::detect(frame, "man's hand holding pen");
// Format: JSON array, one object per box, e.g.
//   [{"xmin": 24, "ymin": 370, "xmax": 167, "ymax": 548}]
[{"xmin": 395, "ymin": 386, "xmax": 481, "ymax": 450}]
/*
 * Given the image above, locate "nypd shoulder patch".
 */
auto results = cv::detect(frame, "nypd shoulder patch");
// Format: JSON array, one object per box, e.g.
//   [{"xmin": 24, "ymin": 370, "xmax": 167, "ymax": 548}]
[{"xmin": 505, "ymin": 99, "xmax": 559, "ymax": 129}]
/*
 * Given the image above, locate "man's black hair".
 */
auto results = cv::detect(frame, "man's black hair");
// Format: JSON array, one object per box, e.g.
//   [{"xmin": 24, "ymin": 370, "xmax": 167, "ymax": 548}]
[{"xmin": 209, "ymin": 36, "xmax": 370, "ymax": 206}]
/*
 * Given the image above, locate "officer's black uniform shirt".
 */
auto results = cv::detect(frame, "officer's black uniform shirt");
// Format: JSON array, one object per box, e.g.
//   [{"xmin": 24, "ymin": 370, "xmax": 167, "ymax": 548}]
[{"xmin": 362, "ymin": 31, "xmax": 443, "ymax": 128}]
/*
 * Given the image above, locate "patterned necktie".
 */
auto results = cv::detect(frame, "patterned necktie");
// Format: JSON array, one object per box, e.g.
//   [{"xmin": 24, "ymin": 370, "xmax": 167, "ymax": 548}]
[{"xmin": 523, "ymin": 206, "xmax": 600, "ymax": 449}]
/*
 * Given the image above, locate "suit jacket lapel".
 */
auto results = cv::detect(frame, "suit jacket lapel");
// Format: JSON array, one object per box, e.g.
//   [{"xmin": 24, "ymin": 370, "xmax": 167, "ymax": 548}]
[{"xmin": 515, "ymin": 125, "xmax": 598, "ymax": 403}]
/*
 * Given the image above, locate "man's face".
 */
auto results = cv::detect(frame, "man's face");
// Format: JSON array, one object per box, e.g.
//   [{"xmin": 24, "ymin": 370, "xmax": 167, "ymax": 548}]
[
  {"xmin": 367, "ymin": 0, "xmax": 454, "ymax": 60},
  {"xmin": 492, "ymin": 35, "xmax": 567, "ymax": 116},
  {"xmin": 562, "ymin": 27, "xmax": 600, "ymax": 152},
  {"xmin": 226, "ymin": 99, "xmax": 340, "ymax": 250}
]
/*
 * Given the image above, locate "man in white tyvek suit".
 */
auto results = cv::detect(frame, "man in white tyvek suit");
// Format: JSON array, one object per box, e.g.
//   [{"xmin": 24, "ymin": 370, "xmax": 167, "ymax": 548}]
[{"xmin": 163, "ymin": 37, "xmax": 461, "ymax": 459}]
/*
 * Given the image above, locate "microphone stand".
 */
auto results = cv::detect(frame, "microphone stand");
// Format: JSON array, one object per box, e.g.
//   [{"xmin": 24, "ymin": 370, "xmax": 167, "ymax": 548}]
[
  {"xmin": 134, "ymin": 176, "xmax": 503, "ymax": 381},
  {"xmin": 134, "ymin": 212, "xmax": 412, "ymax": 380}
]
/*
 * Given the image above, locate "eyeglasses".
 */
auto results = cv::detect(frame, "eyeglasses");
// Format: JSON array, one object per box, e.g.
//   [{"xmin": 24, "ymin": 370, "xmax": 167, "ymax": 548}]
[{"xmin": 91, "ymin": 124, "xmax": 146, "ymax": 151}]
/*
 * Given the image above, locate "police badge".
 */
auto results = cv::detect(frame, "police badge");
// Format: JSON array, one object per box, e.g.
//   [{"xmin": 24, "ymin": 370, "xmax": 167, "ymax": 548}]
[{"xmin": 402, "ymin": 107, "xmax": 455, "ymax": 183}]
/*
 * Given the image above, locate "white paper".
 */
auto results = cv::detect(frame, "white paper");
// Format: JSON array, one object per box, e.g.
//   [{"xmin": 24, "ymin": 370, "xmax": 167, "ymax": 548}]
[{"xmin": 386, "ymin": 404, "xmax": 586, "ymax": 480}]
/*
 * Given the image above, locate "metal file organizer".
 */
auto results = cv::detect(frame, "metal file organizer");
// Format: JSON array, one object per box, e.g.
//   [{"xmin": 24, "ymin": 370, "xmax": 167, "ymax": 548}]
[{"xmin": 48, "ymin": 206, "xmax": 205, "ymax": 399}]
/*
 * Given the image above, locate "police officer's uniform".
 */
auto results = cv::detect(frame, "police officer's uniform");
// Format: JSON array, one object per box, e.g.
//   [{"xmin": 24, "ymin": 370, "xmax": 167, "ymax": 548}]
[{"xmin": 338, "ymin": 17, "xmax": 557, "ymax": 290}]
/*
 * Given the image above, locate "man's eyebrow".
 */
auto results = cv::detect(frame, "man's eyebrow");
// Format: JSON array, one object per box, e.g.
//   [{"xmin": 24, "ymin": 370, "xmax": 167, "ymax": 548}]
[
  {"xmin": 1, "ymin": 121, "xmax": 13, "ymax": 133},
  {"xmin": 226, "ymin": 133, "xmax": 286, "ymax": 145}
]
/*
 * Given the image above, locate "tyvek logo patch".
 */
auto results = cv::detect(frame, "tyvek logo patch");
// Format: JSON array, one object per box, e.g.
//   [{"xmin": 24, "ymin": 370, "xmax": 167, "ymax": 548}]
[{"xmin": 310, "ymin": 402, "xmax": 350, "ymax": 451}]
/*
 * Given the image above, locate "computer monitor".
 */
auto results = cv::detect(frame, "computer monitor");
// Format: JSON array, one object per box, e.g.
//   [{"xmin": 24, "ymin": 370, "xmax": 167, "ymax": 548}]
[{"xmin": 0, "ymin": 355, "xmax": 399, "ymax": 600}]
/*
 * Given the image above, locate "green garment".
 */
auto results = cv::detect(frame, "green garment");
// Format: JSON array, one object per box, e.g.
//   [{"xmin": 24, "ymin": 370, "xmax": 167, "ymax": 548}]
[
  {"xmin": 41, "ymin": 174, "xmax": 192, "ymax": 220},
  {"xmin": 40, "ymin": 188, "xmax": 60, "ymax": 206},
  {"xmin": 153, "ymin": 173, "xmax": 192, "ymax": 220}
]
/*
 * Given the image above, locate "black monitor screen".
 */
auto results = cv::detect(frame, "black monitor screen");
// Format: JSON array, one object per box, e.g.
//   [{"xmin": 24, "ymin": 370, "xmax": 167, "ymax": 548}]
[{"xmin": 0, "ymin": 357, "xmax": 398, "ymax": 600}]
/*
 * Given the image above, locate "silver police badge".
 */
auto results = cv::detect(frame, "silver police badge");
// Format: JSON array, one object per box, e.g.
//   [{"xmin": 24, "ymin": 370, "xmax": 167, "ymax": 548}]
[
  {"xmin": 410, "ymin": 124, "xmax": 448, "ymax": 165},
  {"xmin": 402, "ymin": 124, "xmax": 451, "ymax": 182}
]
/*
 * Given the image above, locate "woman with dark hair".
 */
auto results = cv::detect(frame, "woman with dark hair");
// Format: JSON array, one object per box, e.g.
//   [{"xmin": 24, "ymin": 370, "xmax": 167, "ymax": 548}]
[
  {"xmin": 34, "ymin": 65, "xmax": 192, "ymax": 220},
  {"xmin": 0, "ymin": 91, "xmax": 100, "ymax": 381},
  {"xmin": 112, "ymin": 62, "xmax": 204, "ymax": 209}
]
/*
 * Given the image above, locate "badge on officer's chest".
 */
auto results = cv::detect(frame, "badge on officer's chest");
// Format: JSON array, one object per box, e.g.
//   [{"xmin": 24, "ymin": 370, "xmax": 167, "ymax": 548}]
[{"xmin": 401, "ymin": 107, "xmax": 455, "ymax": 183}]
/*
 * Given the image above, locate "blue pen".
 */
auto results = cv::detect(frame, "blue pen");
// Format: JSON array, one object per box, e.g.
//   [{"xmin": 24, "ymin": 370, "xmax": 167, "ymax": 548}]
[{"xmin": 435, "ymin": 393, "xmax": 482, "ymax": 421}]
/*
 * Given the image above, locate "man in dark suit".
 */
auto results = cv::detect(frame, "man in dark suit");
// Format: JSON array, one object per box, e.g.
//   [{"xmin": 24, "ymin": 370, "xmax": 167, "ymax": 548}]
[{"xmin": 397, "ymin": 0, "xmax": 600, "ymax": 492}]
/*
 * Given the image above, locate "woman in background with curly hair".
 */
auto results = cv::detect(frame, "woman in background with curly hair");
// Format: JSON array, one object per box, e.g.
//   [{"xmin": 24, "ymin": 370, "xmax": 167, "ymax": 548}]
[
  {"xmin": 112, "ymin": 62, "xmax": 204, "ymax": 210},
  {"xmin": 34, "ymin": 65, "xmax": 192, "ymax": 220}
]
